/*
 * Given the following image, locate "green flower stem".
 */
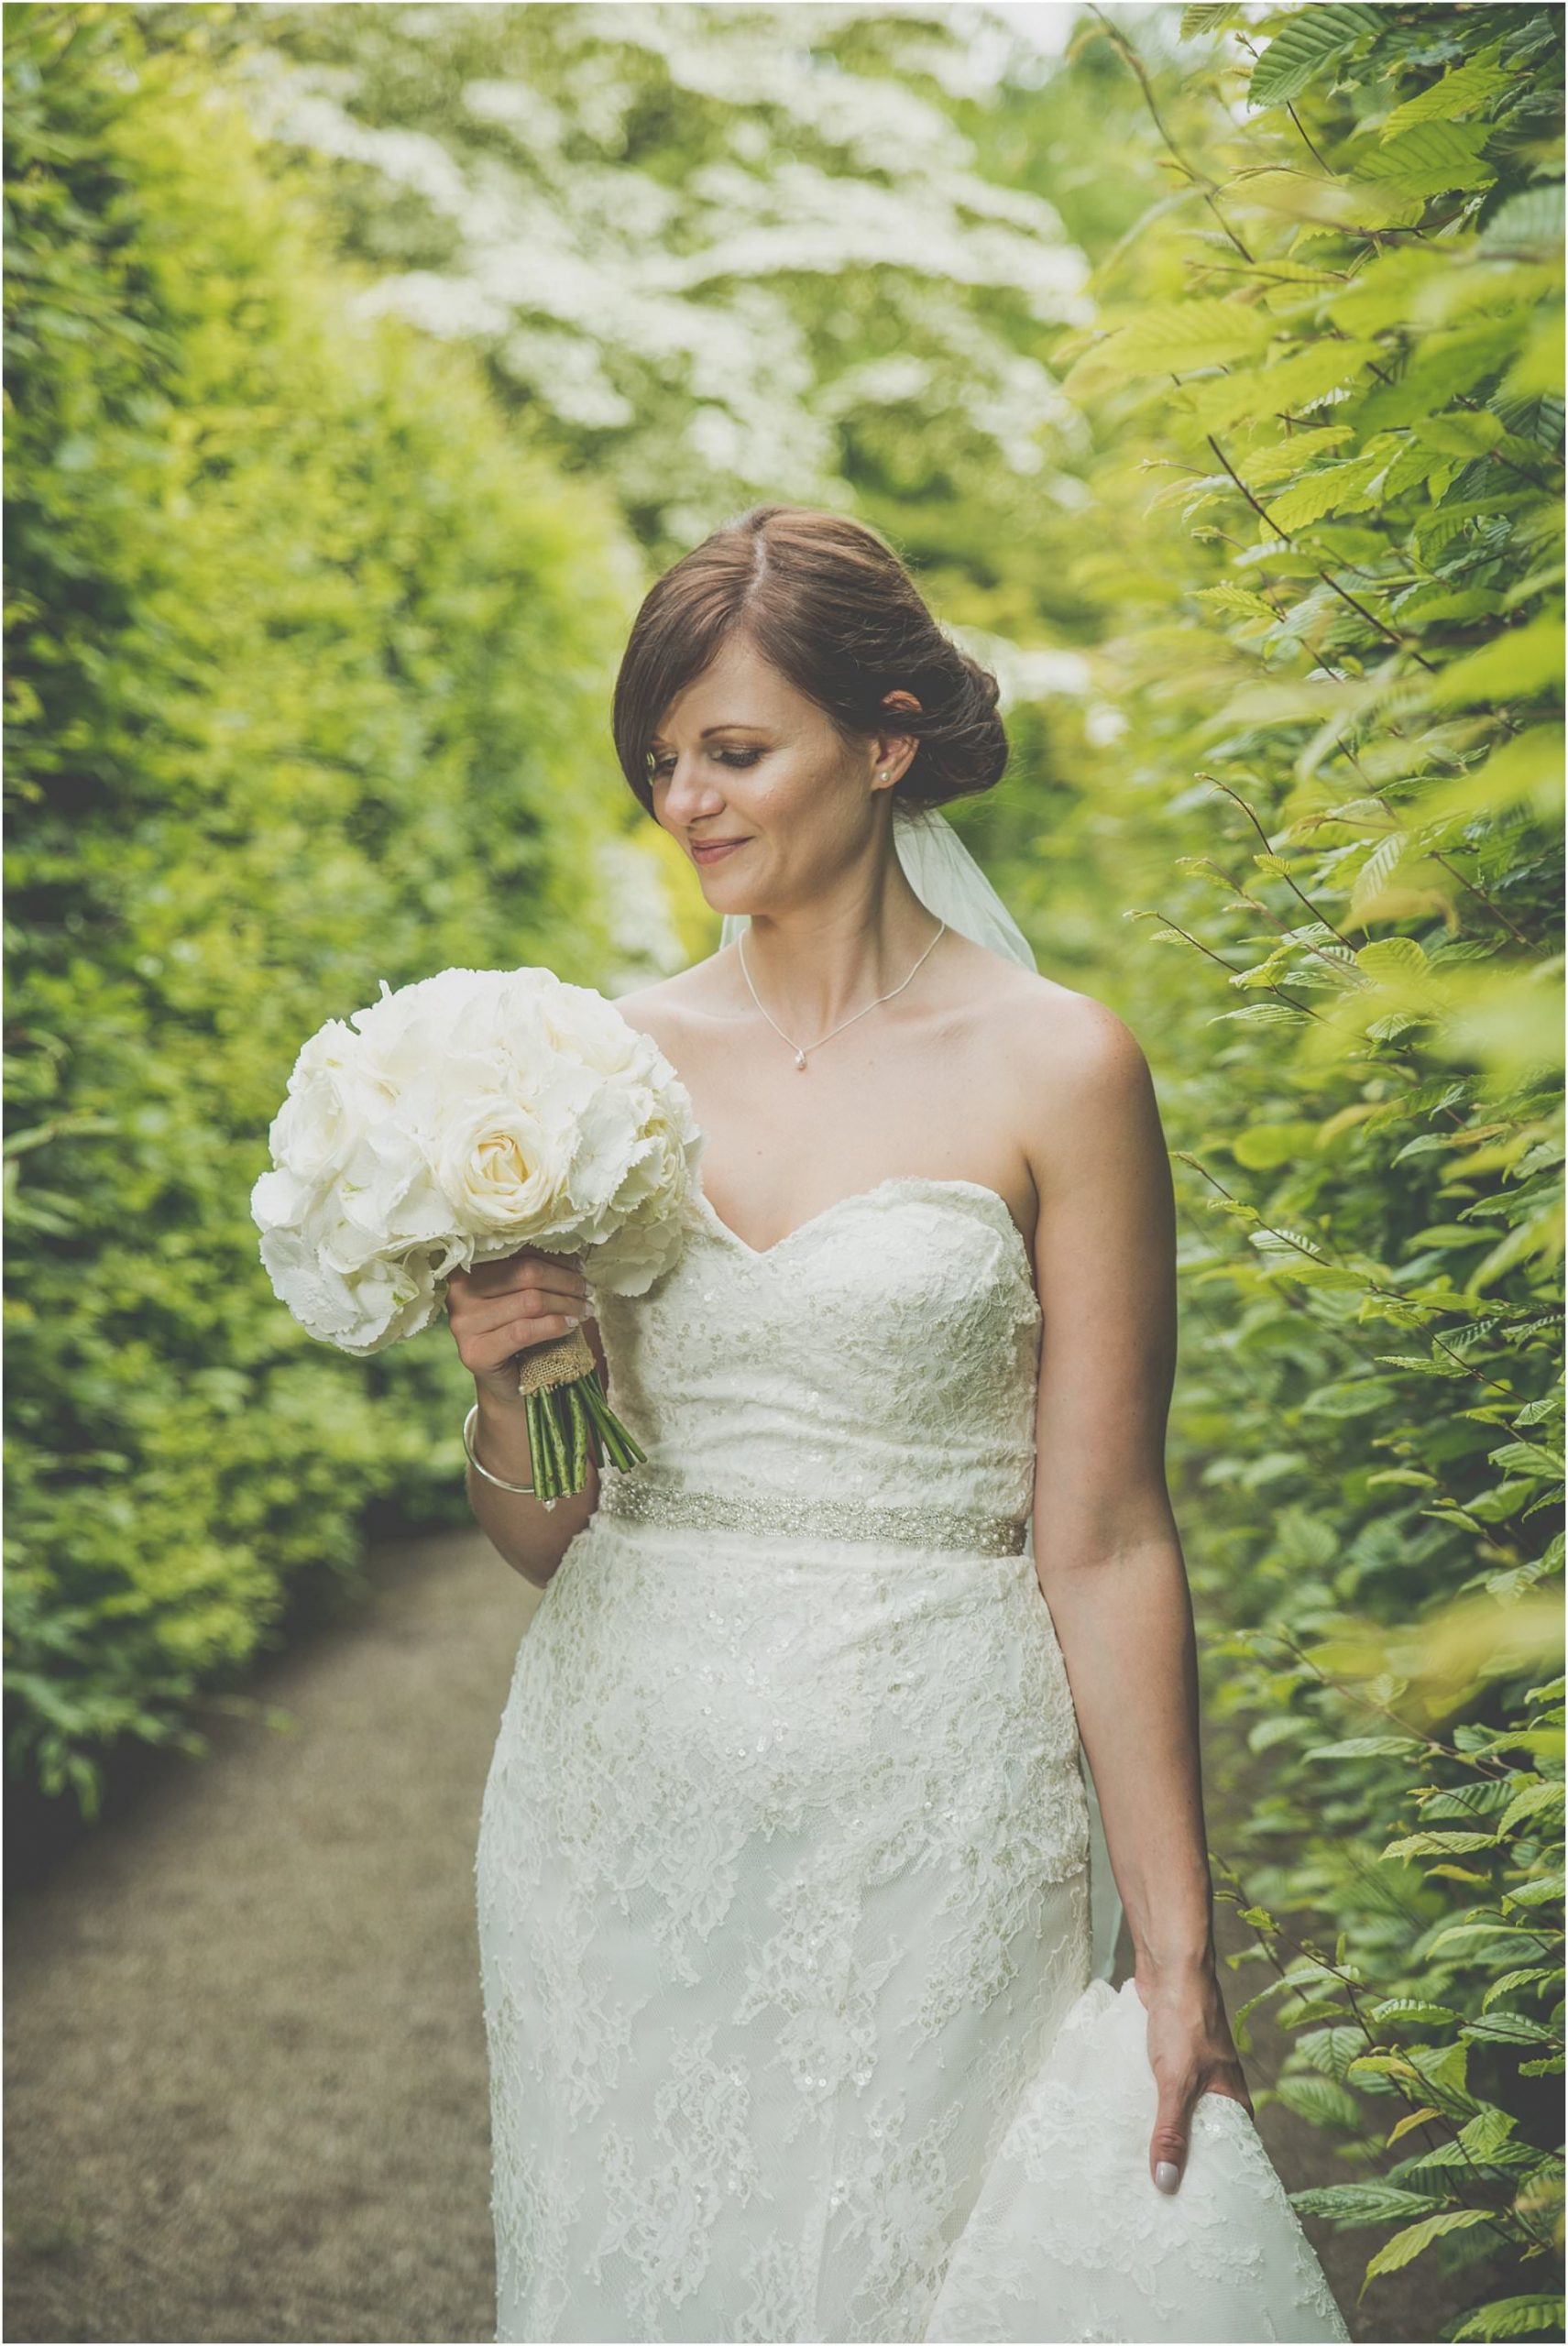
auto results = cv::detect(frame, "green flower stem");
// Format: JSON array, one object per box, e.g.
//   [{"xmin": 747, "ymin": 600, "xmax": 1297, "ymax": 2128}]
[
  {"xmin": 522, "ymin": 1390, "xmax": 548, "ymax": 1501},
  {"xmin": 567, "ymin": 1384, "xmax": 587, "ymax": 1492},
  {"xmin": 580, "ymin": 1372, "xmax": 645, "ymax": 1473},
  {"xmin": 542, "ymin": 1387, "xmax": 569, "ymax": 1494},
  {"xmin": 521, "ymin": 1372, "xmax": 645, "ymax": 1498}
]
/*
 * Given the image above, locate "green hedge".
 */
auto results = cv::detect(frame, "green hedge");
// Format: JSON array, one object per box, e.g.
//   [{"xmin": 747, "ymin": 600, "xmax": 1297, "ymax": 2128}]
[
  {"xmin": 1026, "ymin": 8, "xmax": 1563, "ymax": 2337},
  {"xmin": 4, "ymin": 2, "xmax": 644, "ymax": 1815}
]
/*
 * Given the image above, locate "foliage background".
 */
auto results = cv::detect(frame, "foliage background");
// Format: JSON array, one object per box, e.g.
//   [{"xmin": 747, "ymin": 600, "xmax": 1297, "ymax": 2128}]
[
  {"xmin": 5, "ymin": 4, "xmax": 1563, "ymax": 2339},
  {"xmin": 5, "ymin": 0, "xmax": 663, "ymax": 1809}
]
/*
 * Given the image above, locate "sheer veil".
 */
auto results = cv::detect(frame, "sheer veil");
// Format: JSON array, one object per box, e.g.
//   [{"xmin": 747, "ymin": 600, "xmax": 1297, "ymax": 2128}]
[
  {"xmin": 722, "ymin": 803, "xmax": 1125, "ymax": 1984},
  {"xmin": 719, "ymin": 800, "xmax": 1036, "ymax": 966}
]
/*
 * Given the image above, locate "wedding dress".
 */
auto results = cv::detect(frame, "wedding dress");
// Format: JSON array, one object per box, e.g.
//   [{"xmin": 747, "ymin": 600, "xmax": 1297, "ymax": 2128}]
[{"xmin": 473, "ymin": 1168, "xmax": 1351, "ymax": 2343}]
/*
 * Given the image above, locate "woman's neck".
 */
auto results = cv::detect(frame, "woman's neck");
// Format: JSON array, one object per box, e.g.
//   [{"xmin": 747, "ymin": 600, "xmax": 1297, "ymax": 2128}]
[{"xmin": 732, "ymin": 865, "xmax": 947, "ymax": 1035}]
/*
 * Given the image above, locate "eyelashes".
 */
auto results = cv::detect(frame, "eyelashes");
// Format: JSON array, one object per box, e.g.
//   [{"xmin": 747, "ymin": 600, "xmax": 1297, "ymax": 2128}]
[{"xmin": 648, "ymin": 747, "xmax": 766, "ymax": 780}]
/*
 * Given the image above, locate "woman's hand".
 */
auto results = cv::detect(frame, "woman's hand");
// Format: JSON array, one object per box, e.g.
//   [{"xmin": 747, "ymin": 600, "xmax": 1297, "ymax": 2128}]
[
  {"xmin": 445, "ymin": 1245, "xmax": 591, "ymax": 1409},
  {"xmin": 1136, "ymin": 1958, "xmax": 1254, "ymax": 2195}
]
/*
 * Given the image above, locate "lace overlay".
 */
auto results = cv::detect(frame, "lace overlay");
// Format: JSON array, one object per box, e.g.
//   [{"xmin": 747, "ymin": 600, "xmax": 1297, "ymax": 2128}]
[{"xmin": 475, "ymin": 1178, "xmax": 1349, "ymax": 2342}]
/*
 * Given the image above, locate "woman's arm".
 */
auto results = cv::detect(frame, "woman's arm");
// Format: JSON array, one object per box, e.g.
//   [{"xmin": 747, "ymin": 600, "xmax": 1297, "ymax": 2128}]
[
  {"xmin": 447, "ymin": 1247, "xmax": 603, "ymax": 1588},
  {"xmin": 461, "ymin": 1353, "xmax": 603, "ymax": 1589},
  {"xmin": 1022, "ymin": 999, "xmax": 1252, "ymax": 2191}
]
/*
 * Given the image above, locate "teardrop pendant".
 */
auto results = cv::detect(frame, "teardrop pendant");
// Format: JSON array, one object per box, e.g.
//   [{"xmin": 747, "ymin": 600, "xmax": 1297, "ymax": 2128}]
[{"xmin": 794, "ymin": 1049, "xmax": 807, "ymax": 1070}]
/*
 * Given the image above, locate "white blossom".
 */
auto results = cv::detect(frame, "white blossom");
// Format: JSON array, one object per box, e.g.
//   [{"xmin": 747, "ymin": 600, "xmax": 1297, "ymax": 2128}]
[{"xmin": 251, "ymin": 966, "xmax": 704, "ymax": 1354}]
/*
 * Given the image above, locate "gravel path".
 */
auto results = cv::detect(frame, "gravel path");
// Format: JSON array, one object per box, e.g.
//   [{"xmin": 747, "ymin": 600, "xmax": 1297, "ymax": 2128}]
[
  {"xmin": 5, "ymin": 1527, "xmax": 1436, "ymax": 2343},
  {"xmin": 5, "ymin": 1529, "xmax": 535, "ymax": 2345}
]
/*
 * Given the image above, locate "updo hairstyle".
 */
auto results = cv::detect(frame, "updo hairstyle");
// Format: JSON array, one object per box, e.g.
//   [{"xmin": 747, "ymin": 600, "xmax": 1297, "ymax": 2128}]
[{"xmin": 612, "ymin": 504, "xmax": 1009, "ymax": 819}]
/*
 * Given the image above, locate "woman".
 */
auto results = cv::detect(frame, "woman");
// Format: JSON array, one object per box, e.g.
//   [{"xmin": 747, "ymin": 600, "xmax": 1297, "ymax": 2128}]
[{"xmin": 454, "ymin": 506, "xmax": 1350, "ymax": 2343}]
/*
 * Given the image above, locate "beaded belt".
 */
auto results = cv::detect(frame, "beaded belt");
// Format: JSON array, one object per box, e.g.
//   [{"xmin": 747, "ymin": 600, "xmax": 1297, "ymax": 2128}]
[{"xmin": 595, "ymin": 1469, "xmax": 1029, "ymax": 1557}]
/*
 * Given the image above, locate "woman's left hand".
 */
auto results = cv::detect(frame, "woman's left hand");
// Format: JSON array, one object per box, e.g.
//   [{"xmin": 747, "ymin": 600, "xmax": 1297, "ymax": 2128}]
[{"xmin": 1135, "ymin": 1959, "xmax": 1255, "ymax": 2196}]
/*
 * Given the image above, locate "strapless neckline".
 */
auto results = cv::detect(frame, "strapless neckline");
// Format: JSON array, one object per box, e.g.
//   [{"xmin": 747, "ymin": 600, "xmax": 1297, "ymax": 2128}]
[{"xmin": 693, "ymin": 1168, "xmax": 1037, "ymax": 1301}]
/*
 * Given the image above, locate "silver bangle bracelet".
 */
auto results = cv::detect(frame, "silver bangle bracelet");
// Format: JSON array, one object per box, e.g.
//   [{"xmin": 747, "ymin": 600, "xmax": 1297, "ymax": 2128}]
[{"xmin": 463, "ymin": 1399, "xmax": 537, "ymax": 1495}]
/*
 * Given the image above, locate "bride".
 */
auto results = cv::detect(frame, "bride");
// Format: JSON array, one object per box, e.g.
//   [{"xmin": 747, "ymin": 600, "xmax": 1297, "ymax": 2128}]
[{"xmin": 451, "ymin": 505, "xmax": 1350, "ymax": 2343}]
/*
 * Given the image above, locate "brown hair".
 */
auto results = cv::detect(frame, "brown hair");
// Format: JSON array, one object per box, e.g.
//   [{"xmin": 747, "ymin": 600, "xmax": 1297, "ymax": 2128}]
[{"xmin": 612, "ymin": 504, "xmax": 1009, "ymax": 819}]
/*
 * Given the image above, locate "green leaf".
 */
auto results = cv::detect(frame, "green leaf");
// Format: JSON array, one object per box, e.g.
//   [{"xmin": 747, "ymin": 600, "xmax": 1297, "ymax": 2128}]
[
  {"xmin": 1362, "ymin": 2206, "xmax": 1492, "ymax": 2286},
  {"xmin": 1348, "ymin": 123, "xmax": 1497, "ymax": 198},
  {"xmin": 1480, "ymin": 187, "xmax": 1566, "ymax": 251},
  {"xmin": 1428, "ymin": 1924, "xmax": 1557, "ymax": 1957},
  {"xmin": 1103, "ymin": 301, "xmax": 1276, "ymax": 374},
  {"xmin": 1457, "ymin": 2107, "xmax": 1519, "ymax": 2162},
  {"xmin": 1430, "ymin": 616, "xmax": 1565, "ymax": 709},
  {"xmin": 1231, "ymin": 1121, "xmax": 1321, "ymax": 1169},
  {"xmin": 1291, "ymin": 2182, "xmax": 1446, "ymax": 2226},
  {"xmin": 1276, "ymin": 2071, "xmax": 1363, "ymax": 2131},
  {"xmin": 1463, "ymin": 2013, "xmax": 1560, "ymax": 2047},
  {"xmin": 1503, "ymin": 1871, "xmax": 1566, "ymax": 1910},
  {"xmin": 1268, "ymin": 457, "xmax": 1387, "ymax": 532},
  {"xmin": 1191, "ymin": 584, "xmax": 1281, "ymax": 624},
  {"xmin": 1301, "ymin": 1378, "xmax": 1405, "ymax": 1419},
  {"xmin": 1297, "ymin": 2023, "xmax": 1366, "ymax": 2080},
  {"xmin": 1381, "ymin": 1831, "xmax": 1498, "ymax": 1861},
  {"xmin": 1481, "ymin": 1968, "xmax": 1556, "ymax": 2012},
  {"xmin": 1306, "ymin": 1737, "xmax": 1423, "ymax": 1760},
  {"xmin": 1379, "ymin": 46, "xmax": 1511, "ymax": 138},
  {"xmin": 1451, "ymin": 2298, "xmax": 1566, "ymax": 2344},
  {"xmin": 1371, "ymin": 1998, "xmax": 1460, "ymax": 2028},
  {"xmin": 1498, "ymin": 1780, "xmax": 1565, "ymax": 1836},
  {"xmin": 1418, "ymin": 728, "xmax": 1565, "ymax": 826},
  {"xmin": 1247, "ymin": 5, "xmax": 1384, "ymax": 107}
]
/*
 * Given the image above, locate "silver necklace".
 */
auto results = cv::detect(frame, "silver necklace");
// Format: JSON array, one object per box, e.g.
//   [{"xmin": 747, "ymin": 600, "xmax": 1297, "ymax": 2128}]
[{"xmin": 737, "ymin": 917, "xmax": 948, "ymax": 1071}]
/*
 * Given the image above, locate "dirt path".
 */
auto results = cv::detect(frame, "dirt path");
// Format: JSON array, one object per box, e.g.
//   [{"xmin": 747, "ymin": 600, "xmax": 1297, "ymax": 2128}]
[
  {"xmin": 5, "ymin": 1527, "xmax": 1441, "ymax": 2344},
  {"xmin": 5, "ymin": 1529, "xmax": 539, "ymax": 2345}
]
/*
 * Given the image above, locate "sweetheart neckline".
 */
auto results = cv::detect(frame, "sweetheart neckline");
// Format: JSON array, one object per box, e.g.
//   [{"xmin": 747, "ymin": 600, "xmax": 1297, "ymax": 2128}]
[
  {"xmin": 597, "ymin": 992, "xmax": 1037, "ymax": 1302},
  {"xmin": 693, "ymin": 1168, "xmax": 1038, "ymax": 1303}
]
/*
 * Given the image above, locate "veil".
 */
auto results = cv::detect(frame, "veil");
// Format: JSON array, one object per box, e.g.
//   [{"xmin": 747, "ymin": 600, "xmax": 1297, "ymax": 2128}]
[
  {"xmin": 722, "ymin": 803, "xmax": 1125, "ymax": 1985},
  {"xmin": 719, "ymin": 800, "xmax": 1038, "ymax": 967}
]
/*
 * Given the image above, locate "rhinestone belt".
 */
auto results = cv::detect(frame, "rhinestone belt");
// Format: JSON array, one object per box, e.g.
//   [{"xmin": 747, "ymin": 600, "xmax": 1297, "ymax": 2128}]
[{"xmin": 595, "ymin": 1469, "xmax": 1029, "ymax": 1557}]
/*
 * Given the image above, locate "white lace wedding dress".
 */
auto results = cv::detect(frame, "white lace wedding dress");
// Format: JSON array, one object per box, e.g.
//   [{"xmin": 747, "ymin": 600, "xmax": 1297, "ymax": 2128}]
[{"xmin": 475, "ymin": 1171, "xmax": 1351, "ymax": 2344}]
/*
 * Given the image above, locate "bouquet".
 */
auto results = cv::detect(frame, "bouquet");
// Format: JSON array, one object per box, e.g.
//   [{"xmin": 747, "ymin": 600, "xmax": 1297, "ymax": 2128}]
[{"xmin": 250, "ymin": 965, "xmax": 703, "ymax": 1500}]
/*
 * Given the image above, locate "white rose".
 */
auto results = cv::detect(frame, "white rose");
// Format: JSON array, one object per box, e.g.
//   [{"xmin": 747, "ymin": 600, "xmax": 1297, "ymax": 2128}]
[{"xmin": 435, "ymin": 1091, "xmax": 575, "ymax": 1240}]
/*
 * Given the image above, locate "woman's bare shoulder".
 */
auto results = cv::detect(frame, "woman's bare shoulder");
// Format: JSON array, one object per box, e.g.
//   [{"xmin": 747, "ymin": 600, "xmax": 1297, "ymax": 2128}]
[
  {"xmin": 971, "ymin": 959, "xmax": 1156, "ymax": 1161},
  {"xmin": 1001, "ymin": 966, "xmax": 1148, "ymax": 1074},
  {"xmin": 948, "ymin": 935, "xmax": 1142, "ymax": 1069},
  {"xmin": 988, "ymin": 971, "xmax": 1161, "ymax": 1211},
  {"xmin": 609, "ymin": 953, "xmax": 737, "ymax": 1047}
]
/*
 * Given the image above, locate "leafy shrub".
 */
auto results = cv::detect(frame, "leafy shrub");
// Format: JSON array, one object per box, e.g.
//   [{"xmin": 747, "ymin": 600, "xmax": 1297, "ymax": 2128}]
[
  {"xmin": 4, "ymin": 2, "xmax": 645, "ymax": 1815},
  {"xmin": 1033, "ymin": 6, "xmax": 1563, "ymax": 2335}
]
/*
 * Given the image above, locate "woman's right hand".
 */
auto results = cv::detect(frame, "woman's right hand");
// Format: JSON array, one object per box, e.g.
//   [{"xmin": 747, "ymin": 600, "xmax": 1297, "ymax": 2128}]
[{"xmin": 445, "ymin": 1245, "xmax": 592, "ymax": 1408}]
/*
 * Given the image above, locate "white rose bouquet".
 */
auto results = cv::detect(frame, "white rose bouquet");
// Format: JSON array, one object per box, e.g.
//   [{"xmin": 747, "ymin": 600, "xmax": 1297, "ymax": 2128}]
[{"xmin": 250, "ymin": 965, "xmax": 702, "ymax": 1499}]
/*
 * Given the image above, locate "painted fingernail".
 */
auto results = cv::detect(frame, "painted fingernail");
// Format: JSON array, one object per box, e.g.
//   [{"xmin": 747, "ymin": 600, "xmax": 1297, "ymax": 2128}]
[{"xmin": 1155, "ymin": 2162, "xmax": 1180, "ymax": 2195}]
